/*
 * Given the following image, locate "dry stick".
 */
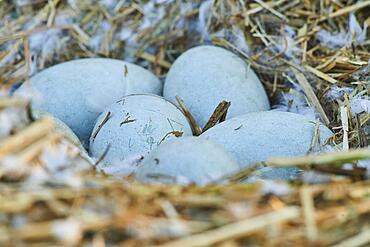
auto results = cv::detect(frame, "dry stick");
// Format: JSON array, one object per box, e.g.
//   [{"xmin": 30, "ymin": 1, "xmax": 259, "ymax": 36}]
[
  {"xmin": 356, "ymin": 114, "xmax": 368, "ymax": 147},
  {"xmin": 304, "ymin": 65, "xmax": 338, "ymax": 84},
  {"xmin": 157, "ymin": 207, "xmax": 300, "ymax": 247},
  {"xmin": 137, "ymin": 51, "xmax": 171, "ymax": 69},
  {"xmin": 319, "ymin": 1, "xmax": 370, "ymax": 22},
  {"xmin": 244, "ymin": 0, "xmax": 288, "ymax": 16},
  {"xmin": 300, "ymin": 24, "xmax": 308, "ymax": 63},
  {"xmin": 23, "ymin": 37, "xmax": 30, "ymax": 77},
  {"xmin": 10, "ymin": 216, "xmax": 111, "ymax": 241},
  {"xmin": 307, "ymin": 120, "xmax": 320, "ymax": 154},
  {"xmin": 175, "ymin": 96, "xmax": 202, "ymax": 136},
  {"xmin": 0, "ymin": 117, "xmax": 55, "ymax": 159},
  {"xmin": 340, "ymin": 106, "xmax": 349, "ymax": 151},
  {"xmin": 219, "ymin": 108, "xmax": 228, "ymax": 123},
  {"xmin": 266, "ymin": 148, "xmax": 370, "ymax": 168},
  {"xmin": 300, "ymin": 187, "xmax": 318, "ymax": 241},
  {"xmin": 291, "ymin": 67, "xmax": 330, "ymax": 126},
  {"xmin": 202, "ymin": 101, "xmax": 231, "ymax": 133},
  {"xmin": 312, "ymin": 166, "xmax": 365, "ymax": 180},
  {"xmin": 221, "ymin": 163, "xmax": 262, "ymax": 183},
  {"xmin": 253, "ymin": 0, "xmax": 288, "ymax": 22},
  {"xmin": 344, "ymin": 94, "xmax": 354, "ymax": 130}
]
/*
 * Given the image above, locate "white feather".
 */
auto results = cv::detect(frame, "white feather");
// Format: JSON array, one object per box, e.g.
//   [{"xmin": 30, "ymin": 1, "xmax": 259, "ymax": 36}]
[
  {"xmin": 198, "ymin": 0, "xmax": 213, "ymax": 41},
  {"xmin": 317, "ymin": 13, "xmax": 367, "ymax": 48},
  {"xmin": 99, "ymin": 154, "xmax": 144, "ymax": 176},
  {"xmin": 52, "ymin": 218, "xmax": 82, "ymax": 245}
]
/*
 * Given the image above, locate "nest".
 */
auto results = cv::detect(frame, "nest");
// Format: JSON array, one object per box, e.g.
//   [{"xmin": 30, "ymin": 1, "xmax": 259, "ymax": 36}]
[{"xmin": 0, "ymin": 0, "xmax": 370, "ymax": 246}]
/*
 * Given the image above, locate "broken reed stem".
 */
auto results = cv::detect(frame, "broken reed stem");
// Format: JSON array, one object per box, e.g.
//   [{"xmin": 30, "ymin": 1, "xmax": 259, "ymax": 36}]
[
  {"xmin": 0, "ymin": 117, "xmax": 55, "ymax": 158},
  {"xmin": 137, "ymin": 51, "xmax": 172, "ymax": 69},
  {"xmin": 304, "ymin": 65, "xmax": 338, "ymax": 84},
  {"xmin": 340, "ymin": 106, "xmax": 349, "ymax": 151},
  {"xmin": 267, "ymin": 148, "xmax": 370, "ymax": 168},
  {"xmin": 221, "ymin": 163, "xmax": 261, "ymax": 183},
  {"xmin": 291, "ymin": 67, "xmax": 330, "ymax": 126},
  {"xmin": 344, "ymin": 94, "xmax": 354, "ymax": 130},
  {"xmin": 9, "ymin": 216, "xmax": 111, "ymax": 242},
  {"xmin": 158, "ymin": 206, "xmax": 300, "ymax": 247},
  {"xmin": 300, "ymin": 187, "xmax": 318, "ymax": 241},
  {"xmin": 202, "ymin": 101, "xmax": 231, "ymax": 133},
  {"xmin": 307, "ymin": 120, "xmax": 320, "ymax": 154},
  {"xmin": 244, "ymin": 0, "xmax": 288, "ymax": 16},
  {"xmin": 319, "ymin": 1, "xmax": 370, "ymax": 22},
  {"xmin": 253, "ymin": 0, "xmax": 288, "ymax": 22},
  {"xmin": 175, "ymin": 96, "xmax": 202, "ymax": 136}
]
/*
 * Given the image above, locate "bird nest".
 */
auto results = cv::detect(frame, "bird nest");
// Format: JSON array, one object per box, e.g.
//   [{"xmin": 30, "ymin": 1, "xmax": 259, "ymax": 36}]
[{"xmin": 0, "ymin": 0, "xmax": 370, "ymax": 246}]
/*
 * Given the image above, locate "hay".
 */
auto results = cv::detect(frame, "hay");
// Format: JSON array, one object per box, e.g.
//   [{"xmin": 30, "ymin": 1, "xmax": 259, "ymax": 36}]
[{"xmin": 0, "ymin": 0, "xmax": 369, "ymax": 246}]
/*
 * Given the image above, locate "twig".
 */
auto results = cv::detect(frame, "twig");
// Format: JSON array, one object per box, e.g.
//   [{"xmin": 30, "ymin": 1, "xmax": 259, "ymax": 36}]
[
  {"xmin": 319, "ymin": 1, "xmax": 370, "ymax": 22},
  {"xmin": 267, "ymin": 148, "xmax": 370, "ymax": 168},
  {"xmin": 158, "ymin": 207, "xmax": 300, "ymax": 247},
  {"xmin": 307, "ymin": 120, "xmax": 321, "ymax": 154},
  {"xmin": 19, "ymin": 133, "xmax": 62, "ymax": 162},
  {"xmin": 175, "ymin": 96, "xmax": 202, "ymax": 136},
  {"xmin": 137, "ymin": 51, "xmax": 171, "ymax": 69},
  {"xmin": 291, "ymin": 67, "xmax": 330, "ymax": 126},
  {"xmin": 253, "ymin": 0, "xmax": 288, "ymax": 22},
  {"xmin": 304, "ymin": 65, "xmax": 338, "ymax": 84},
  {"xmin": 202, "ymin": 101, "xmax": 231, "ymax": 133},
  {"xmin": 220, "ymin": 163, "xmax": 262, "ymax": 183},
  {"xmin": 0, "ymin": 117, "xmax": 55, "ymax": 158},
  {"xmin": 244, "ymin": 0, "xmax": 288, "ymax": 16},
  {"xmin": 344, "ymin": 94, "xmax": 354, "ymax": 130},
  {"xmin": 300, "ymin": 187, "xmax": 318, "ymax": 241},
  {"xmin": 340, "ymin": 106, "xmax": 349, "ymax": 151}
]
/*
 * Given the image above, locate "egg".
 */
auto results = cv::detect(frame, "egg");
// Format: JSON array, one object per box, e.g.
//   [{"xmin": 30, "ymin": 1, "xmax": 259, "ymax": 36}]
[
  {"xmin": 15, "ymin": 58, "xmax": 162, "ymax": 145},
  {"xmin": 135, "ymin": 136, "xmax": 240, "ymax": 185},
  {"xmin": 31, "ymin": 108, "xmax": 86, "ymax": 153},
  {"xmin": 200, "ymin": 111, "xmax": 333, "ymax": 170},
  {"xmin": 89, "ymin": 94, "xmax": 192, "ymax": 166},
  {"xmin": 163, "ymin": 45, "xmax": 270, "ymax": 128}
]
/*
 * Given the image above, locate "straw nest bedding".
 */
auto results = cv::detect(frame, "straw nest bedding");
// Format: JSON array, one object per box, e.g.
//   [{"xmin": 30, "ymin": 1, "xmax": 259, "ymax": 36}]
[{"xmin": 0, "ymin": 0, "xmax": 370, "ymax": 246}]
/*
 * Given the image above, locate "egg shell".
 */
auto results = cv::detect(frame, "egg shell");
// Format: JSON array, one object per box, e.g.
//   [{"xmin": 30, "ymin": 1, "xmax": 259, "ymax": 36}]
[
  {"xmin": 163, "ymin": 45, "xmax": 270, "ymax": 127},
  {"xmin": 32, "ymin": 108, "xmax": 87, "ymax": 154},
  {"xmin": 200, "ymin": 111, "xmax": 333, "ymax": 169},
  {"xmin": 89, "ymin": 94, "xmax": 192, "ymax": 166},
  {"xmin": 15, "ymin": 58, "xmax": 162, "ymax": 145},
  {"xmin": 135, "ymin": 136, "xmax": 240, "ymax": 185}
]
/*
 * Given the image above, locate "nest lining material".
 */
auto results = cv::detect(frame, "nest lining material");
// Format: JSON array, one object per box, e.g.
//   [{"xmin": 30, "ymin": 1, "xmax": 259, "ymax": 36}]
[{"xmin": 0, "ymin": 0, "xmax": 370, "ymax": 246}]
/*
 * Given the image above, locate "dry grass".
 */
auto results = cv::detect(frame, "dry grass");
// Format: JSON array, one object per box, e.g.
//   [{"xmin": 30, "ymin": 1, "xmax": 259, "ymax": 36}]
[{"xmin": 0, "ymin": 0, "xmax": 369, "ymax": 246}]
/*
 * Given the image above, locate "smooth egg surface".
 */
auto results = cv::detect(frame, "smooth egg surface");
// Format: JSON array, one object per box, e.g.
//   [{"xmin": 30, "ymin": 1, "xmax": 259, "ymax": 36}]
[
  {"xmin": 136, "ymin": 136, "xmax": 240, "ymax": 185},
  {"xmin": 164, "ymin": 45, "xmax": 270, "ymax": 127},
  {"xmin": 15, "ymin": 58, "xmax": 162, "ymax": 145}
]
